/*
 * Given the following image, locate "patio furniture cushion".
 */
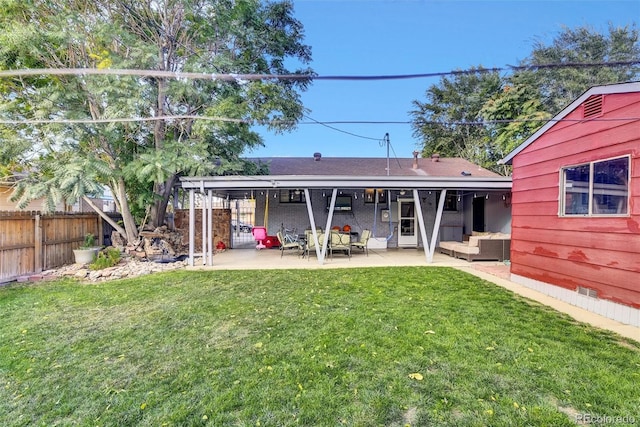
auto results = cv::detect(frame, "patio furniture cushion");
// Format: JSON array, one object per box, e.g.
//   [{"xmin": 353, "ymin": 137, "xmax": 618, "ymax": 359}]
[
  {"xmin": 350, "ymin": 229, "xmax": 371, "ymax": 256},
  {"xmin": 276, "ymin": 231, "xmax": 303, "ymax": 257},
  {"xmin": 330, "ymin": 230, "xmax": 351, "ymax": 259},
  {"xmin": 438, "ymin": 232, "xmax": 511, "ymax": 261}
]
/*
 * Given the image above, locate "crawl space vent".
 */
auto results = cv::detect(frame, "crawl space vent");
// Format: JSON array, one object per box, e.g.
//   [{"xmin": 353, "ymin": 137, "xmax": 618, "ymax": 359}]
[
  {"xmin": 583, "ymin": 95, "xmax": 603, "ymax": 119},
  {"xmin": 577, "ymin": 286, "xmax": 598, "ymax": 298}
]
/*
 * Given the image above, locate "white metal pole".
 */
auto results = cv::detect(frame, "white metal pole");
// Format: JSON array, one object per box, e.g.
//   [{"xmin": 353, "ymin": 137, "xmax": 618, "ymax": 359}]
[
  {"xmin": 207, "ymin": 189, "xmax": 214, "ymax": 266},
  {"xmin": 189, "ymin": 189, "xmax": 195, "ymax": 266},
  {"xmin": 322, "ymin": 189, "xmax": 338, "ymax": 263},
  {"xmin": 429, "ymin": 189, "xmax": 447, "ymax": 263},
  {"xmin": 413, "ymin": 189, "xmax": 429, "ymax": 263},
  {"xmin": 201, "ymin": 183, "xmax": 207, "ymax": 266}
]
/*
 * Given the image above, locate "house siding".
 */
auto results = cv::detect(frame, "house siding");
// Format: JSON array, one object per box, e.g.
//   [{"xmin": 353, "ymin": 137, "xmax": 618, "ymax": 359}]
[
  {"xmin": 0, "ymin": 185, "xmax": 50, "ymax": 211},
  {"xmin": 510, "ymin": 91, "xmax": 640, "ymax": 309},
  {"xmin": 254, "ymin": 189, "xmax": 471, "ymax": 248}
]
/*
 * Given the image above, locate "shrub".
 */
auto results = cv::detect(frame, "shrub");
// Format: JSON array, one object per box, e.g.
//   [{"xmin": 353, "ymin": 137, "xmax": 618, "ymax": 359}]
[
  {"xmin": 89, "ymin": 248, "xmax": 121, "ymax": 270},
  {"xmin": 81, "ymin": 233, "xmax": 96, "ymax": 248}
]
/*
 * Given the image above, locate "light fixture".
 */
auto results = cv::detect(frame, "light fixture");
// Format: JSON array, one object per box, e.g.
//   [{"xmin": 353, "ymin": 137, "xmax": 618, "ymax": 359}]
[
  {"xmin": 485, "ymin": 194, "xmax": 489, "ymax": 200},
  {"xmin": 354, "ymin": 193, "xmax": 358, "ymax": 200},
  {"xmin": 399, "ymin": 189, "xmax": 406, "ymax": 196},
  {"xmin": 457, "ymin": 195, "xmax": 461, "ymax": 202}
]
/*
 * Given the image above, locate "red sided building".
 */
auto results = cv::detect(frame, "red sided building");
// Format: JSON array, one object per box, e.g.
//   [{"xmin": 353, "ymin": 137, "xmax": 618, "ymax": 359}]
[{"xmin": 501, "ymin": 82, "xmax": 640, "ymax": 327}]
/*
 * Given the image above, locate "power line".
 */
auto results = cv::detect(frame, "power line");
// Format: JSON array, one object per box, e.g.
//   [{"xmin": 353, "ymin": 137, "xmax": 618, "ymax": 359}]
[
  {"xmin": 302, "ymin": 115, "xmax": 382, "ymax": 141},
  {"xmin": 2, "ymin": 116, "xmax": 638, "ymax": 126},
  {"xmin": 1, "ymin": 64, "xmax": 638, "ymax": 129},
  {"xmin": 0, "ymin": 60, "xmax": 638, "ymax": 81},
  {"xmin": 0, "ymin": 115, "xmax": 247, "ymax": 125}
]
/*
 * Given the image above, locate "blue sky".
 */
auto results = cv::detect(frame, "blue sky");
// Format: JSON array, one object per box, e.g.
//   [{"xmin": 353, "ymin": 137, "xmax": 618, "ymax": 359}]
[{"xmin": 250, "ymin": 0, "xmax": 640, "ymax": 159}]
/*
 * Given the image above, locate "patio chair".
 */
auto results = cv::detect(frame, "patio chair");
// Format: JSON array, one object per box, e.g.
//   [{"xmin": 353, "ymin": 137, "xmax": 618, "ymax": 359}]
[
  {"xmin": 305, "ymin": 230, "xmax": 326, "ymax": 260},
  {"xmin": 350, "ymin": 229, "xmax": 371, "ymax": 256},
  {"xmin": 329, "ymin": 229, "xmax": 351, "ymax": 259},
  {"xmin": 276, "ymin": 231, "xmax": 303, "ymax": 257}
]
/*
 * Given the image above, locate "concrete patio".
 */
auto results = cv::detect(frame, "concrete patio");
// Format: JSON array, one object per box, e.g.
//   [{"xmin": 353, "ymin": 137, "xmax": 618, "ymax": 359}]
[
  {"xmin": 189, "ymin": 247, "xmax": 481, "ymax": 270},
  {"xmin": 186, "ymin": 247, "xmax": 639, "ymax": 343}
]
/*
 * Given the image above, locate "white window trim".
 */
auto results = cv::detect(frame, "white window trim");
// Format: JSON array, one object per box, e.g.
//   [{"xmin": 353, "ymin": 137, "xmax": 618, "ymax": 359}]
[{"xmin": 559, "ymin": 154, "xmax": 630, "ymax": 217}]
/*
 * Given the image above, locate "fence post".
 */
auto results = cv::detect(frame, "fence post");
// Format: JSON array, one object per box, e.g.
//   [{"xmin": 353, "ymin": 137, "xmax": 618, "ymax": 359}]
[
  {"xmin": 97, "ymin": 214, "xmax": 104, "ymax": 246},
  {"xmin": 34, "ymin": 213, "xmax": 42, "ymax": 273}
]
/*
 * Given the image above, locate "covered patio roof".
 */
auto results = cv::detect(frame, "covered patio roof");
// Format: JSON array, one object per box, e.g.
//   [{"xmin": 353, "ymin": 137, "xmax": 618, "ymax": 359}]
[
  {"xmin": 181, "ymin": 174, "xmax": 512, "ymax": 191},
  {"xmin": 180, "ymin": 173, "xmax": 512, "ymax": 267}
]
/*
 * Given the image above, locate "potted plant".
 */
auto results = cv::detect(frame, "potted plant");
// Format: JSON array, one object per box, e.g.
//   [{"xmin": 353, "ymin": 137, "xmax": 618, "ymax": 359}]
[
  {"xmin": 72, "ymin": 233, "xmax": 100, "ymax": 264},
  {"xmin": 84, "ymin": 233, "xmax": 103, "ymax": 253}
]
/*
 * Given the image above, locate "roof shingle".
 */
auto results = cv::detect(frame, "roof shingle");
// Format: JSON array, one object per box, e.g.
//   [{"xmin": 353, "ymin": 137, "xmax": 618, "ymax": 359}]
[{"xmin": 249, "ymin": 156, "xmax": 500, "ymax": 178}]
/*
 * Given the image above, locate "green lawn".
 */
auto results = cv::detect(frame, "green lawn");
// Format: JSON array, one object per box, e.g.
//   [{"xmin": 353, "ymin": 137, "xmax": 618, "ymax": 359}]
[{"xmin": 1, "ymin": 267, "xmax": 638, "ymax": 426}]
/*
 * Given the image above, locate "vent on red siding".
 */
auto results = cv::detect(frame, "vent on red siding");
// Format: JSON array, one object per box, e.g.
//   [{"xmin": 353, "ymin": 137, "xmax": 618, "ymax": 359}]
[
  {"xmin": 583, "ymin": 94, "xmax": 603, "ymax": 119},
  {"xmin": 577, "ymin": 286, "xmax": 598, "ymax": 298}
]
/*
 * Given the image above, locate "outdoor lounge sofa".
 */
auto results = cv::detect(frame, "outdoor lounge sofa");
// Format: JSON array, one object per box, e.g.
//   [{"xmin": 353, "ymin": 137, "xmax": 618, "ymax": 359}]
[{"xmin": 438, "ymin": 232, "xmax": 511, "ymax": 262}]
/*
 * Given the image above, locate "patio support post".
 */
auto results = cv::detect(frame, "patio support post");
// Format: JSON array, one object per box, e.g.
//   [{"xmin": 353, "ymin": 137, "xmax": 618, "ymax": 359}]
[
  {"xmin": 413, "ymin": 189, "xmax": 430, "ymax": 263},
  {"xmin": 429, "ymin": 189, "xmax": 447, "ymax": 263},
  {"xmin": 188, "ymin": 189, "xmax": 195, "ymax": 266},
  {"xmin": 201, "ymin": 182, "xmax": 207, "ymax": 266},
  {"xmin": 207, "ymin": 189, "xmax": 214, "ymax": 266},
  {"xmin": 303, "ymin": 189, "xmax": 321, "ymax": 263},
  {"xmin": 322, "ymin": 189, "xmax": 338, "ymax": 262}
]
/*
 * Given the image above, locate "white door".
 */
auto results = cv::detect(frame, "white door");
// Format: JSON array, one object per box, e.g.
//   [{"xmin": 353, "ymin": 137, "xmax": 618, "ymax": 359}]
[{"xmin": 397, "ymin": 199, "xmax": 417, "ymax": 247}]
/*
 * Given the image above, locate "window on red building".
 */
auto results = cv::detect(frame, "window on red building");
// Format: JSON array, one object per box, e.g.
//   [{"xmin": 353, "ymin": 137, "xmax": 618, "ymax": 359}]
[{"xmin": 560, "ymin": 156, "xmax": 629, "ymax": 216}]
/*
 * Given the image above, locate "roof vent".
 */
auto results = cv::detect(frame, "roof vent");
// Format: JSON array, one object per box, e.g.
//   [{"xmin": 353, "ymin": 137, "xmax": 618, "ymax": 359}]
[
  {"xmin": 583, "ymin": 94, "xmax": 603, "ymax": 119},
  {"xmin": 313, "ymin": 152, "xmax": 322, "ymax": 161}
]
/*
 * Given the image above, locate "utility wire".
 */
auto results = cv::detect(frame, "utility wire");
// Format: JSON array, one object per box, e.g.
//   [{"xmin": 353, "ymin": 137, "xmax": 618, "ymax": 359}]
[
  {"xmin": 0, "ymin": 60, "xmax": 638, "ymax": 81},
  {"xmin": 2, "ymin": 116, "xmax": 638, "ymax": 126},
  {"xmin": 1, "ymin": 62, "xmax": 639, "ymax": 127},
  {"xmin": 302, "ymin": 115, "xmax": 382, "ymax": 141}
]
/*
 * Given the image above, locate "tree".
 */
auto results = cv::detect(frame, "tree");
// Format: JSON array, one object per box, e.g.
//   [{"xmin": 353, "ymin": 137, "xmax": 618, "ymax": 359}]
[
  {"xmin": 0, "ymin": 0, "xmax": 312, "ymax": 242},
  {"xmin": 409, "ymin": 67, "xmax": 502, "ymax": 170},
  {"xmin": 520, "ymin": 24, "xmax": 640, "ymax": 114},
  {"xmin": 410, "ymin": 25, "xmax": 640, "ymax": 175},
  {"xmin": 479, "ymin": 83, "xmax": 550, "ymax": 174}
]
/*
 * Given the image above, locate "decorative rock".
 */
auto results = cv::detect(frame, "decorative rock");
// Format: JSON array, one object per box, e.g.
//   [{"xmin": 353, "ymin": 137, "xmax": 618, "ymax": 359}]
[
  {"xmin": 75, "ymin": 269, "xmax": 89, "ymax": 278},
  {"xmin": 41, "ymin": 255, "xmax": 188, "ymax": 283}
]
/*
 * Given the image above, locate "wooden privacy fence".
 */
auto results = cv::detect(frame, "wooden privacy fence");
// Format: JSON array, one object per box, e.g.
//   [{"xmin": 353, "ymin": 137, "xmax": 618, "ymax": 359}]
[{"xmin": 0, "ymin": 211, "xmax": 105, "ymax": 283}]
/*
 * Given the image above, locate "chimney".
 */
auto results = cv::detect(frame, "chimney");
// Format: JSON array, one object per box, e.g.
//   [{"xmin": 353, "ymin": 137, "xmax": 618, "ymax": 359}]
[
  {"xmin": 431, "ymin": 153, "xmax": 440, "ymax": 162},
  {"xmin": 313, "ymin": 152, "xmax": 322, "ymax": 161},
  {"xmin": 412, "ymin": 151, "xmax": 419, "ymax": 169}
]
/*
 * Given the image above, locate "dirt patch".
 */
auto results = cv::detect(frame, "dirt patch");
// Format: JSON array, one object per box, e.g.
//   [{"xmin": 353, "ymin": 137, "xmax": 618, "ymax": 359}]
[{"xmin": 473, "ymin": 263, "xmax": 511, "ymax": 280}]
